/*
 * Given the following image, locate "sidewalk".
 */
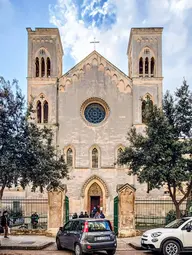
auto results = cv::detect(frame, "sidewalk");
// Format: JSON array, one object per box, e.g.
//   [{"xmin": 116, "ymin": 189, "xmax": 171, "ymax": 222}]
[
  {"xmin": 117, "ymin": 236, "xmax": 142, "ymax": 250},
  {"xmin": 0, "ymin": 235, "xmax": 54, "ymax": 250},
  {"xmin": 0, "ymin": 235, "xmax": 142, "ymax": 251}
]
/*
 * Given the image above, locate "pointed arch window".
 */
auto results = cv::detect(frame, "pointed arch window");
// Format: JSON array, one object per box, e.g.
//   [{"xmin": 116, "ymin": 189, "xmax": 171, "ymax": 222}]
[
  {"xmin": 35, "ymin": 57, "xmax": 39, "ymax": 77},
  {"xmin": 117, "ymin": 147, "xmax": 123, "ymax": 157},
  {"xmin": 151, "ymin": 57, "xmax": 155, "ymax": 76},
  {"xmin": 145, "ymin": 57, "xmax": 149, "ymax": 75},
  {"xmin": 117, "ymin": 147, "xmax": 124, "ymax": 167},
  {"xmin": 47, "ymin": 57, "xmax": 51, "ymax": 77},
  {"xmin": 139, "ymin": 57, "xmax": 143, "ymax": 76},
  {"xmin": 142, "ymin": 95, "xmax": 153, "ymax": 123},
  {"xmin": 41, "ymin": 57, "xmax": 45, "ymax": 77},
  {"xmin": 43, "ymin": 101, "xmax": 48, "ymax": 123},
  {"xmin": 37, "ymin": 101, "xmax": 42, "ymax": 123},
  {"xmin": 67, "ymin": 148, "xmax": 73, "ymax": 167},
  {"xmin": 92, "ymin": 148, "xmax": 98, "ymax": 168}
]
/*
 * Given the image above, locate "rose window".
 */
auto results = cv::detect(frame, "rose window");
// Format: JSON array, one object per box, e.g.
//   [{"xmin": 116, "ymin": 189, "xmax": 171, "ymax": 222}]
[
  {"xmin": 84, "ymin": 103, "xmax": 106, "ymax": 124},
  {"xmin": 80, "ymin": 98, "xmax": 110, "ymax": 126}
]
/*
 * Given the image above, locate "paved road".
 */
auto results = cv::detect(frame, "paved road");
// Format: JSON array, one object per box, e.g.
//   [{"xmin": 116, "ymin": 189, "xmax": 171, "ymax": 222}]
[
  {"xmin": 0, "ymin": 251, "xmax": 152, "ymax": 255},
  {"xmin": 0, "ymin": 243, "xmax": 153, "ymax": 255}
]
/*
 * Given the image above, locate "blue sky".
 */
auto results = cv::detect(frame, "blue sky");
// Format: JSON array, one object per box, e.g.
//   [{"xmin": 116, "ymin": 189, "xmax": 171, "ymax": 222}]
[{"xmin": 0, "ymin": 0, "xmax": 192, "ymax": 98}]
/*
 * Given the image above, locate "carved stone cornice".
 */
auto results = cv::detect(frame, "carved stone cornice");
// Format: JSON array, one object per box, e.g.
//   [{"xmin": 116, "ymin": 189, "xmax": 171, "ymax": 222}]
[{"xmin": 47, "ymin": 184, "xmax": 67, "ymax": 193}]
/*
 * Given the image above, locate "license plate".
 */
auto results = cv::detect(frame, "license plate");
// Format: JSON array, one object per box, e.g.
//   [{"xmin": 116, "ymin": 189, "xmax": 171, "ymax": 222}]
[{"xmin": 96, "ymin": 236, "xmax": 110, "ymax": 241}]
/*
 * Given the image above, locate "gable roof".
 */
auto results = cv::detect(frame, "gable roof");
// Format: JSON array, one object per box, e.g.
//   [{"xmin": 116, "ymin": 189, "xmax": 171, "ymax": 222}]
[{"xmin": 61, "ymin": 50, "xmax": 131, "ymax": 82}]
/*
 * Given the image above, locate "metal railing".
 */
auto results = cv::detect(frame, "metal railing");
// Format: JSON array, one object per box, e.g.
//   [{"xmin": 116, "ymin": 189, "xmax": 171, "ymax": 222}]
[
  {"xmin": 135, "ymin": 199, "xmax": 187, "ymax": 229},
  {"xmin": 0, "ymin": 197, "xmax": 48, "ymax": 230}
]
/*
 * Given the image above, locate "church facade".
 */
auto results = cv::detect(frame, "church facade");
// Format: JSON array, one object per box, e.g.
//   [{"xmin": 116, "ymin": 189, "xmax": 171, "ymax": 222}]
[{"xmin": 26, "ymin": 27, "xmax": 163, "ymax": 218}]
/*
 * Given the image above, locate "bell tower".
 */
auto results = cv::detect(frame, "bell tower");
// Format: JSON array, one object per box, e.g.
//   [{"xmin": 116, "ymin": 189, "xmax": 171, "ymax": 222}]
[
  {"xmin": 127, "ymin": 27, "xmax": 163, "ymax": 127},
  {"xmin": 26, "ymin": 27, "xmax": 63, "ymax": 126},
  {"xmin": 27, "ymin": 27, "xmax": 63, "ymax": 79}
]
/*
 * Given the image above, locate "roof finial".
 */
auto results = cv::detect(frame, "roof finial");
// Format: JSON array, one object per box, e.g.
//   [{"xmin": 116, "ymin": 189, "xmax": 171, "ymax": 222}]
[{"xmin": 90, "ymin": 37, "xmax": 100, "ymax": 50}]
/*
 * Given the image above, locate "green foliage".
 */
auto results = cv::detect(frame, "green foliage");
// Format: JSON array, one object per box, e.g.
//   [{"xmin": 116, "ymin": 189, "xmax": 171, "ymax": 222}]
[
  {"xmin": 0, "ymin": 77, "xmax": 68, "ymax": 198},
  {"xmin": 9, "ymin": 207, "xmax": 23, "ymax": 219},
  {"xmin": 165, "ymin": 210, "xmax": 176, "ymax": 225},
  {"xmin": 118, "ymin": 79, "xmax": 192, "ymax": 218}
]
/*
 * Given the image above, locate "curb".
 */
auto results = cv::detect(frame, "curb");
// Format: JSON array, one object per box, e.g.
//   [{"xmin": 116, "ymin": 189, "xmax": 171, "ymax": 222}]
[
  {"xmin": 128, "ymin": 242, "xmax": 144, "ymax": 250},
  {"xmin": 0, "ymin": 241, "xmax": 54, "ymax": 250}
]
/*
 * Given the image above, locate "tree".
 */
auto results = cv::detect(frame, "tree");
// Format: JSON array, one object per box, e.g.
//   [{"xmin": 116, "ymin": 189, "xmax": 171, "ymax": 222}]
[
  {"xmin": 0, "ymin": 77, "xmax": 68, "ymax": 199},
  {"xmin": 118, "ymin": 79, "xmax": 192, "ymax": 218}
]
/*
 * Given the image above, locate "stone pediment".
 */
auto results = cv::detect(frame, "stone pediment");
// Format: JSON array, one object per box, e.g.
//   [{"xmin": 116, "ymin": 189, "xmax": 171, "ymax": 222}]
[
  {"xmin": 116, "ymin": 183, "xmax": 136, "ymax": 194},
  {"xmin": 47, "ymin": 184, "xmax": 67, "ymax": 193},
  {"xmin": 59, "ymin": 50, "xmax": 132, "ymax": 94}
]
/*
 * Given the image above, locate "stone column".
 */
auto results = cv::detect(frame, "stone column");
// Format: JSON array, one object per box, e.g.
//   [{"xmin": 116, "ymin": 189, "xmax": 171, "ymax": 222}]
[
  {"xmin": 117, "ymin": 183, "xmax": 136, "ymax": 237},
  {"xmin": 46, "ymin": 184, "xmax": 67, "ymax": 236}
]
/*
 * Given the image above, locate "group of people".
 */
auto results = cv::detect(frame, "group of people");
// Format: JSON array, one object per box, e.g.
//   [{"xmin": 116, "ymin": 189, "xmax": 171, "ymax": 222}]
[
  {"xmin": 72, "ymin": 212, "xmax": 89, "ymax": 219},
  {"xmin": 72, "ymin": 206, "xmax": 105, "ymax": 219}
]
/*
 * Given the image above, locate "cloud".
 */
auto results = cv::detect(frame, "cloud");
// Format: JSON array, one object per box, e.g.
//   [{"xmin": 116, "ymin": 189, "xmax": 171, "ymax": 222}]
[{"xmin": 49, "ymin": 0, "xmax": 192, "ymax": 92}]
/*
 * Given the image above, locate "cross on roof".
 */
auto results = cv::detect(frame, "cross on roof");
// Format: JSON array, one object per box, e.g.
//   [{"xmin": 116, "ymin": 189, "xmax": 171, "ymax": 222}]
[
  {"xmin": 90, "ymin": 37, "xmax": 100, "ymax": 50},
  {"xmin": 40, "ymin": 94, "xmax": 45, "ymax": 100}
]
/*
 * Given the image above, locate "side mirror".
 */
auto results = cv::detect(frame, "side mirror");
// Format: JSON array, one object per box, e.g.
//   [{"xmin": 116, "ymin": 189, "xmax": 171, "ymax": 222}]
[
  {"xmin": 59, "ymin": 227, "xmax": 63, "ymax": 231},
  {"xmin": 186, "ymin": 226, "xmax": 192, "ymax": 232}
]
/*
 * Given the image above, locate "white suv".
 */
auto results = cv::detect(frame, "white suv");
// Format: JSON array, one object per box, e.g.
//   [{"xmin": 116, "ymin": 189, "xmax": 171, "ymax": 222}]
[{"xmin": 141, "ymin": 217, "xmax": 192, "ymax": 255}]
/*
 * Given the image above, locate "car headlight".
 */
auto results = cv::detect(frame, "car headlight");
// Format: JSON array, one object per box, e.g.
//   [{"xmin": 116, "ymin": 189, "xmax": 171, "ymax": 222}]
[{"xmin": 151, "ymin": 232, "xmax": 162, "ymax": 237}]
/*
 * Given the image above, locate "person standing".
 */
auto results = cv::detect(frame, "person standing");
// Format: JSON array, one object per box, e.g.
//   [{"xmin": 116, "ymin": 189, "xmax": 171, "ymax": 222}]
[
  {"xmin": 31, "ymin": 212, "xmax": 39, "ymax": 229},
  {"xmin": 94, "ymin": 210, "xmax": 101, "ymax": 219},
  {"xmin": 100, "ymin": 211, "xmax": 105, "ymax": 218},
  {"xmin": 72, "ymin": 212, "xmax": 78, "ymax": 219},
  {"xmin": 84, "ymin": 212, "xmax": 89, "ymax": 218},
  {"xmin": 1, "ymin": 211, "xmax": 10, "ymax": 238},
  {"xmin": 92, "ymin": 206, "xmax": 97, "ymax": 217},
  {"xmin": 79, "ymin": 212, "xmax": 84, "ymax": 218}
]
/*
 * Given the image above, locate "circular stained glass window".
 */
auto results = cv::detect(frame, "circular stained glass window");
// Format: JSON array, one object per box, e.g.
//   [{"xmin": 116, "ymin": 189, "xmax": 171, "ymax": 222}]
[{"xmin": 84, "ymin": 103, "xmax": 106, "ymax": 124}]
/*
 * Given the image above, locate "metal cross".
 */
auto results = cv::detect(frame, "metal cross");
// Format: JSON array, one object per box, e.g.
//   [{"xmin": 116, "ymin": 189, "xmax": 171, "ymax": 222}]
[
  {"xmin": 90, "ymin": 37, "xmax": 100, "ymax": 50},
  {"xmin": 40, "ymin": 94, "xmax": 45, "ymax": 100}
]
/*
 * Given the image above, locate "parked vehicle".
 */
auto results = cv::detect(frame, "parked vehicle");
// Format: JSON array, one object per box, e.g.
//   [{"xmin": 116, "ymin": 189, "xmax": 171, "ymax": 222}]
[
  {"xmin": 56, "ymin": 218, "xmax": 117, "ymax": 255},
  {"xmin": 141, "ymin": 217, "xmax": 192, "ymax": 255}
]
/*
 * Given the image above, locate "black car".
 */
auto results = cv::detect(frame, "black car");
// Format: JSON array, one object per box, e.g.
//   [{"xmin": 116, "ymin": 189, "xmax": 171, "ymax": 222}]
[{"xmin": 56, "ymin": 218, "xmax": 117, "ymax": 255}]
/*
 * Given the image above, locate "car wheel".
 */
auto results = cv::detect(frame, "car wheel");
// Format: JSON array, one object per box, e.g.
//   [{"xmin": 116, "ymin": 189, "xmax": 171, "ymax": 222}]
[
  {"xmin": 74, "ymin": 243, "xmax": 82, "ymax": 255},
  {"xmin": 162, "ymin": 240, "xmax": 180, "ymax": 255},
  {"xmin": 56, "ymin": 238, "xmax": 63, "ymax": 250},
  {"xmin": 107, "ymin": 249, "xmax": 116, "ymax": 255}
]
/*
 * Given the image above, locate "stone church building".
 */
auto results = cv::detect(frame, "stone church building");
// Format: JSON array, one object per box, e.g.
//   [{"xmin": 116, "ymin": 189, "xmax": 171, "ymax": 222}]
[{"xmin": 26, "ymin": 27, "xmax": 163, "ymax": 218}]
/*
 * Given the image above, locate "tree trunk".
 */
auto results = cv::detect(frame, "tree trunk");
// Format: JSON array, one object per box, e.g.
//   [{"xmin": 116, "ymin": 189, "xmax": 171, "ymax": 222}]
[
  {"xmin": 175, "ymin": 203, "xmax": 181, "ymax": 219},
  {"xmin": 0, "ymin": 187, "xmax": 5, "ymax": 200},
  {"xmin": 186, "ymin": 190, "xmax": 192, "ymax": 216}
]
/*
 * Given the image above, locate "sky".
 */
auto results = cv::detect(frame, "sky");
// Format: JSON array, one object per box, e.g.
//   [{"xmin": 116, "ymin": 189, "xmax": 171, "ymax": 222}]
[{"xmin": 0, "ymin": 0, "xmax": 192, "ymax": 98}]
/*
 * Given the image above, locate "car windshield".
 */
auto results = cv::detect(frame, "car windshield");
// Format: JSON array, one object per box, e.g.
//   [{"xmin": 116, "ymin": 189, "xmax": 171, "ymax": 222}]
[
  {"xmin": 165, "ymin": 218, "xmax": 189, "ymax": 228},
  {"xmin": 88, "ymin": 221, "xmax": 111, "ymax": 232}
]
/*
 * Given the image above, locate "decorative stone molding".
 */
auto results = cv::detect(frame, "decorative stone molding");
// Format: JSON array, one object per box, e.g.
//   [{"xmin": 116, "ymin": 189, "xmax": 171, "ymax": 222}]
[
  {"xmin": 131, "ymin": 28, "xmax": 163, "ymax": 34},
  {"xmin": 47, "ymin": 184, "xmax": 67, "ymax": 236},
  {"xmin": 47, "ymin": 184, "xmax": 67, "ymax": 193},
  {"xmin": 81, "ymin": 175, "xmax": 109, "ymax": 198},
  {"xmin": 59, "ymin": 51, "xmax": 132, "ymax": 94},
  {"xmin": 63, "ymin": 145, "xmax": 76, "ymax": 169},
  {"xmin": 80, "ymin": 97, "xmax": 110, "ymax": 127},
  {"xmin": 116, "ymin": 183, "xmax": 136, "ymax": 193},
  {"xmin": 117, "ymin": 183, "xmax": 136, "ymax": 237}
]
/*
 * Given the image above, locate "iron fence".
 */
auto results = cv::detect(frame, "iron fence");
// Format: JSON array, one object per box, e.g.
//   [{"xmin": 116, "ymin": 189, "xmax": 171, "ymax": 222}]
[
  {"xmin": 135, "ymin": 199, "xmax": 187, "ymax": 229},
  {"xmin": 0, "ymin": 197, "xmax": 48, "ymax": 230},
  {"xmin": 0, "ymin": 197, "xmax": 189, "ymax": 231}
]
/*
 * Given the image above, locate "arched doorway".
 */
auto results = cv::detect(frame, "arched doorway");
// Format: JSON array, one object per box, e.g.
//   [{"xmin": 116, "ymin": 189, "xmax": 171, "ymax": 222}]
[
  {"xmin": 81, "ymin": 175, "xmax": 109, "ymax": 214},
  {"xmin": 88, "ymin": 182, "xmax": 103, "ymax": 213}
]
